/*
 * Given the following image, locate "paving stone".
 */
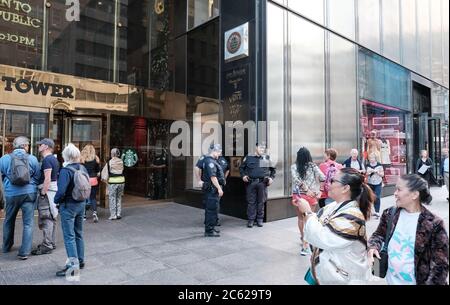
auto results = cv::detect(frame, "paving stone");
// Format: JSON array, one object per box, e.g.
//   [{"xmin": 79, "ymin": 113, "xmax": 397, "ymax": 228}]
[
  {"xmin": 117, "ymin": 257, "xmax": 168, "ymax": 277},
  {"xmin": 96, "ymin": 248, "xmax": 146, "ymax": 266},
  {"xmin": 133, "ymin": 268, "xmax": 201, "ymax": 285}
]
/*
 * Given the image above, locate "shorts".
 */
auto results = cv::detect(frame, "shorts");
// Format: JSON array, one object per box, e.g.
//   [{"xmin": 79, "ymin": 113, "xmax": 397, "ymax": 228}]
[{"xmin": 292, "ymin": 193, "xmax": 318, "ymax": 206}]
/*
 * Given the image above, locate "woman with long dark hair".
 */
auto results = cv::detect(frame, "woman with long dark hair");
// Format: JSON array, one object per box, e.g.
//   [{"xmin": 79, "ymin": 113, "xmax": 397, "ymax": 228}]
[
  {"xmin": 291, "ymin": 147, "xmax": 325, "ymax": 256},
  {"xmin": 368, "ymin": 174, "xmax": 448, "ymax": 285},
  {"xmin": 297, "ymin": 168, "xmax": 375, "ymax": 284}
]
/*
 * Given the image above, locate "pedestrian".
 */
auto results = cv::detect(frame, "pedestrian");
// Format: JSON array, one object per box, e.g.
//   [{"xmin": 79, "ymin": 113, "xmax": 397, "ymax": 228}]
[
  {"xmin": 32, "ymin": 138, "xmax": 60, "ymax": 255},
  {"xmin": 443, "ymin": 149, "xmax": 449, "ymax": 201},
  {"xmin": 298, "ymin": 168, "xmax": 375, "ymax": 285},
  {"xmin": 101, "ymin": 148, "xmax": 125, "ymax": 220},
  {"xmin": 81, "ymin": 144, "xmax": 100, "ymax": 223},
  {"xmin": 342, "ymin": 149, "xmax": 366, "ymax": 174},
  {"xmin": 368, "ymin": 174, "xmax": 449, "ymax": 285},
  {"xmin": 201, "ymin": 144, "xmax": 225, "ymax": 237},
  {"xmin": 416, "ymin": 150, "xmax": 434, "ymax": 190},
  {"xmin": 239, "ymin": 142, "xmax": 276, "ymax": 228},
  {"xmin": 319, "ymin": 148, "xmax": 343, "ymax": 208},
  {"xmin": 291, "ymin": 146, "xmax": 325, "ymax": 256},
  {"xmin": 0, "ymin": 178, "xmax": 4, "ymax": 219},
  {"xmin": 0, "ymin": 136, "xmax": 41, "ymax": 260},
  {"xmin": 54, "ymin": 143, "xmax": 90, "ymax": 277},
  {"xmin": 366, "ymin": 152, "xmax": 384, "ymax": 219}
]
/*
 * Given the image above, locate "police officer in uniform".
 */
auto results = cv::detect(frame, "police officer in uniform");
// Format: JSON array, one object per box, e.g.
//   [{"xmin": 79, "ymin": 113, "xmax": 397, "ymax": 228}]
[
  {"xmin": 239, "ymin": 142, "xmax": 276, "ymax": 228},
  {"xmin": 202, "ymin": 144, "xmax": 225, "ymax": 237},
  {"xmin": 196, "ymin": 145, "xmax": 230, "ymax": 226}
]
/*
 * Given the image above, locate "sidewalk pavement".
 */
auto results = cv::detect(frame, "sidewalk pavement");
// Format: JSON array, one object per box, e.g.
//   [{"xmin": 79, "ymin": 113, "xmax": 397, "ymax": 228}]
[{"xmin": 0, "ymin": 186, "xmax": 448, "ymax": 285}]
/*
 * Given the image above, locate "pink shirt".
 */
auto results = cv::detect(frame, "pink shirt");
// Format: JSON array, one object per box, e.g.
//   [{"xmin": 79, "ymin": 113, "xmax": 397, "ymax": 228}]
[{"xmin": 319, "ymin": 160, "xmax": 343, "ymax": 199}]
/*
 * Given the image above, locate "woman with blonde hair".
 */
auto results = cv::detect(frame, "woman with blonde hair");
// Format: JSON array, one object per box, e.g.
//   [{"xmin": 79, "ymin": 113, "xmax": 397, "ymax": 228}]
[{"xmin": 81, "ymin": 144, "xmax": 100, "ymax": 223}]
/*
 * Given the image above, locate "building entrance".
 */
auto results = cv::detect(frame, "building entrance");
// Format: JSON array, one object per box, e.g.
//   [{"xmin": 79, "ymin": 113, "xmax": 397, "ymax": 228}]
[{"xmin": 413, "ymin": 82, "xmax": 443, "ymax": 184}]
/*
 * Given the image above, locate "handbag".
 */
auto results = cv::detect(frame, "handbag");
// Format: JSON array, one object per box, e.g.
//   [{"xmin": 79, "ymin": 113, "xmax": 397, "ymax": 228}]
[
  {"xmin": 304, "ymin": 268, "xmax": 317, "ymax": 285},
  {"xmin": 89, "ymin": 177, "xmax": 98, "ymax": 186},
  {"xmin": 373, "ymin": 207, "xmax": 397, "ymax": 278}
]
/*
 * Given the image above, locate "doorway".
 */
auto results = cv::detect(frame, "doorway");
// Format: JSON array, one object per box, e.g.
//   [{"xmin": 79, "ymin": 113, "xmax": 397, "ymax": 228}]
[{"xmin": 412, "ymin": 82, "xmax": 442, "ymax": 183}]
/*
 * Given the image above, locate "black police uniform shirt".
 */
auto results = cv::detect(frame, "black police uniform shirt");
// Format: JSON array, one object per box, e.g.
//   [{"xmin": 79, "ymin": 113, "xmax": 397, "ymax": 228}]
[
  {"xmin": 217, "ymin": 156, "xmax": 229, "ymax": 174},
  {"xmin": 239, "ymin": 154, "xmax": 276, "ymax": 179},
  {"xmin": 203, "ymin": 156, "xmax": 225, "ymax": 187}
]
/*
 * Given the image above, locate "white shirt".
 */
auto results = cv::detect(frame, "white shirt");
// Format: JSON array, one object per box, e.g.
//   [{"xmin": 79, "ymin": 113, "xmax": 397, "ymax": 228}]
[
  {"xmin": 386, "ymin": 209, "xmax": 420, "ymax": 285},
  {"xmin": 350, "ymin": 159, "xmax": 365, "ymax": 172}
]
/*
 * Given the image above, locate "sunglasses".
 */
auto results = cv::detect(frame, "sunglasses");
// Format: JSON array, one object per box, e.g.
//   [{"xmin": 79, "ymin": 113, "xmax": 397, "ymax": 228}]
[{"xmin": 330, "ymin": 178, "xmax": 345, "ymax": 185}]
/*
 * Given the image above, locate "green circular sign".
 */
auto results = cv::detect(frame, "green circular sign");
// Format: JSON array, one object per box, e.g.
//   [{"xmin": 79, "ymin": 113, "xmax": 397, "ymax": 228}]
[{"xmin": 122, "ymin": 148, "xmax": 138, "ymax": 167}]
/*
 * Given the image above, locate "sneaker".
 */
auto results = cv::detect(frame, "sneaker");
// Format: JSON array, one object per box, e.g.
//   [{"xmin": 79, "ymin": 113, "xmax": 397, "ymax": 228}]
[
  {"xmin": 256, "ymin": 221, "xmax": 263, "ymax": 227},
  {"xmin": 108, "ymin": 216, "xmax": 117, "ymax": 220},
  {"xmin": 93, "ymin": 212, "xmax": 99, "ymax": 223},
  {"xmin": 300, "ymin": 247, "xmax": 311, "ymax": 256},
  {"xmin": 116, "ymin": 215, "xmax": 122, "ymax": 220},
  {"xmin": 17, "ymin": 254, "xmax": 28, "ymax": 260},
  {"xmin": 204, "ymin": 231, "xmax": 220, "ymax": 237},
  {"xmin": 80, "ymin": 262, "xmax": 85, "ymax": 269},
  {"xmin": 247, "ymin": 221, "xmax": 254, "ymax": 228},
  {"xmin": 31, "ymin": 245, "xmax": 52, "ymax": 255}
]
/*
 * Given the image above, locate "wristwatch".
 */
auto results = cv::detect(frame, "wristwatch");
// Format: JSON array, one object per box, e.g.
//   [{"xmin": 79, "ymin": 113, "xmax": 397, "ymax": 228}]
[{"xmin": 303, "ymin": 211, "xmax": 314, "ymax": 217}]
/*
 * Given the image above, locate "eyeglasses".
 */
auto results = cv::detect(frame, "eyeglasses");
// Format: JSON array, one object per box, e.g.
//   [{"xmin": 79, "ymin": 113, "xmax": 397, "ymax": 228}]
[{"xmin": 330, "ymin": 178, "xmax": 345, "ymax": 185}]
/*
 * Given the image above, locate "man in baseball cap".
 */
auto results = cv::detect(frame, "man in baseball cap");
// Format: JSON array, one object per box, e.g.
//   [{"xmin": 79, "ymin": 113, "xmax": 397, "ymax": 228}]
[{"xmin": 37, "ymin": 138, "xmax": 55, "ymax": 149}]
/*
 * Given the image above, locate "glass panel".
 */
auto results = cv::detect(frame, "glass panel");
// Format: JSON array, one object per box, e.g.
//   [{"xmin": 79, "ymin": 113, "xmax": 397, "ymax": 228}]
[
  {"xmin": 360, "ymin": 100, "xmax": 409, "ymax": 185},
  {"xmin": 430, "ymin": 0, "xmax": 443, "ymax": 84},
  {"xmin": 432, "ymin": 85, "xmax": 449, "ymax": 151},
  {"xmin": 443, "ymin": 0, "xmax": 449, "ymax": 87},
  {"xmin": 359, "ymin": 49, "xmax": 411, "ymax": 111},
  {"xmin": 47, "ymin": 0, "xmax": 116, "ymax": 82},
  {"xmin": 289, "ymin": 12, "xmax": 325, "ymax": 166},
  {"xmin": 187, "ymin": 0, "xmax": 220, "ymax": 30},
  {"xmin": 358, "ymin": 0, "xmax": 380, "ymax": 53},
  {"xmin": 4, "ymin": 110, "xmax": 48, "ymax": 158},
  {"xmin": 0, "ymin": 0, "xmax": 43, "ymax": 69},
  {"xmin": 400, "ymin": 0, "xmax": 417, "ymax": 71},
  {"xmin": 326, "ymin": 0, "xmax": 355, "ymax": 40},
  {"xmin": 70, "ymin": 119, "xmax": 101, "ymax": 153},
  {"xmin": 416, "ymin": 0, "xmax": 431, "ymax": 78},
  {"xmin": 381, "ymin": 0, "xmax": 400, "ymax": 62},
  {"xmin": 267, "ymin": 3, "xmax": 285, "ymax": 197},
  {"xmin": 287, "ymin": 0, "xmax": 324, "ymax": 25},
  {"xmin": 329, "ymin": 34, "xmax": 357, "ymax": 163}
]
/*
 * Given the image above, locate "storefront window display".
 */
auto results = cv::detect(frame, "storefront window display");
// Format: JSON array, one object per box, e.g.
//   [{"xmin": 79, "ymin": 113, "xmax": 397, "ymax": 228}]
[{"xmin": 360, "ymin": 99, "xmax": 409, "ymax": 185}]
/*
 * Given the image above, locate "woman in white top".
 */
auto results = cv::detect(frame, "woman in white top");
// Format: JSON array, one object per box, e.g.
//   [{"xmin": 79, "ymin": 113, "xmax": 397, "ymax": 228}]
[
  {"xmin": 366, "ymin": 153, "xmax": 384, "ymax": 219},
  {"xmin": 297, "ymin": 168, "xmax": 375, "ymax": 285}
]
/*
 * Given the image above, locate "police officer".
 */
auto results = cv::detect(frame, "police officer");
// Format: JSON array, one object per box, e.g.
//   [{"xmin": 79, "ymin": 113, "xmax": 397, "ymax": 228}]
[
  {"xmin": 202, "ymin": 144, "xmax": 225, "ymax": 237},
  {"xmin": 196, "ymin": 145, "xmax": 230, "ymax": 226},
  {"xmin": 239, "ymin": 142, "xmax": 276, "ymax": 228}
]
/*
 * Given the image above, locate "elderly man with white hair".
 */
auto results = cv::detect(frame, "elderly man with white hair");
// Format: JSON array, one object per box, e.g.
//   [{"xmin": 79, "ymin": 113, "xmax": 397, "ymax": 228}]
[
  {"xmin": 54, "ymin": 143, "xmax": 89, "ymax": 277},
  {"xmin": 342, "ymin": 148, "xmax": 366, "ymax": 174},
  {"xmin": 0, "ymin": 136, "xmax": 41, "ymax": 260}
]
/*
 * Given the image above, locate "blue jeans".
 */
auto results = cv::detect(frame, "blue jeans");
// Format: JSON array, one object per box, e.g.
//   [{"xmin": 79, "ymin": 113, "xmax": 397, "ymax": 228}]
[
  {"xmin": 87, "ymin": 185, "xmax": 98, "ymax": 212},
  {"xmin": 2, "ymin": 193, "xmax": 37, "ymax": 256},
  {"xmin": 60, "ymin": 202, "xmax": 86, "ymax": 266},
  {"xmin": 369, "ymin": 183, "xmax": 382, "ymax": 213}
]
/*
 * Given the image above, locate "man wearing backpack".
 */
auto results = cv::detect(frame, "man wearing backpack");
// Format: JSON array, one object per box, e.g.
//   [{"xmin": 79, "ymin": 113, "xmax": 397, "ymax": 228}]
[
  {"xmin": 54, "ymin": 143, "xmax": 90, "ymax": 277},
  {"xmin": 319, "ymin": 148, "xmax": 343, "ymax": 208},
  {"xmin": 0, "ymin": 136, "xmax": 41, "ymax": 260}
]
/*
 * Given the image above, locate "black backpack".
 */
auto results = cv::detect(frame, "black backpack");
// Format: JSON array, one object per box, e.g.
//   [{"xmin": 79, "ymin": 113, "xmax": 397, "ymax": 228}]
[{"xmin": 8, "ymin": 154, "xmax": 30, "ymax": 186}]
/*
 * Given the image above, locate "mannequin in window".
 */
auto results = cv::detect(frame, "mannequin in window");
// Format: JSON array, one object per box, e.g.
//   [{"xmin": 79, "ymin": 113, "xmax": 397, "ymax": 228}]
[
  {"xmin": 367, "ymin": 130, "xmax": 381, "ymax": 163},
  {"xmin": 380, "ymin": 138, "xmax": 391, "ymax": 165}
]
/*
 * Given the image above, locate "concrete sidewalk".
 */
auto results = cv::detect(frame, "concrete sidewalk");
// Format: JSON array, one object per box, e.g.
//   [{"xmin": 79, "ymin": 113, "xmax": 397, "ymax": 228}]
[{"xmin": 0, "ymin": 186, "xmax": 448, "ymax": 285}]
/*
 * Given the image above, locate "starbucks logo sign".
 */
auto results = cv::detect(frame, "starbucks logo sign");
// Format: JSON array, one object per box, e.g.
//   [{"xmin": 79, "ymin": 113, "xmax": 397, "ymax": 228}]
[{"xmin": 122, "ymin": 148, "xmax": 138, "ymax": 167}]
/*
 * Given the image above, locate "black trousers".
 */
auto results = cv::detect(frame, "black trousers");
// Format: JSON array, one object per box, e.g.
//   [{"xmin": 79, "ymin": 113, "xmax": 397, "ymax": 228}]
[
  {"xmin": 204, "ymin": 189, "xmax": 219, "ymax": 233},
  {"xmin": 246, "ymin": 181, "xmax": 267, "ymax": 221}
]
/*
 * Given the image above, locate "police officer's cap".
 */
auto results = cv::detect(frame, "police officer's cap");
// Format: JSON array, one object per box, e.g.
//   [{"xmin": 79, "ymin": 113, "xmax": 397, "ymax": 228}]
[{"xmin": 209, "ymin": 144, "xmax": 222, "ymax": 152}]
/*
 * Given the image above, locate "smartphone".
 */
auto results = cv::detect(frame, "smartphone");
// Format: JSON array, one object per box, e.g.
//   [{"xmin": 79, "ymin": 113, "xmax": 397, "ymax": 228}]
[{"xmin": 372, "ymin": 257, "xmax": 381, "ymax": 277}]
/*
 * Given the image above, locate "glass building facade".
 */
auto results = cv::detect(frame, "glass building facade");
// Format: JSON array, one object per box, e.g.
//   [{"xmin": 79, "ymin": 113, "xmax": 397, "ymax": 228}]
[{"xmin": 0, "ymin": 0, "xmax": 448, "ymax": 220}]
